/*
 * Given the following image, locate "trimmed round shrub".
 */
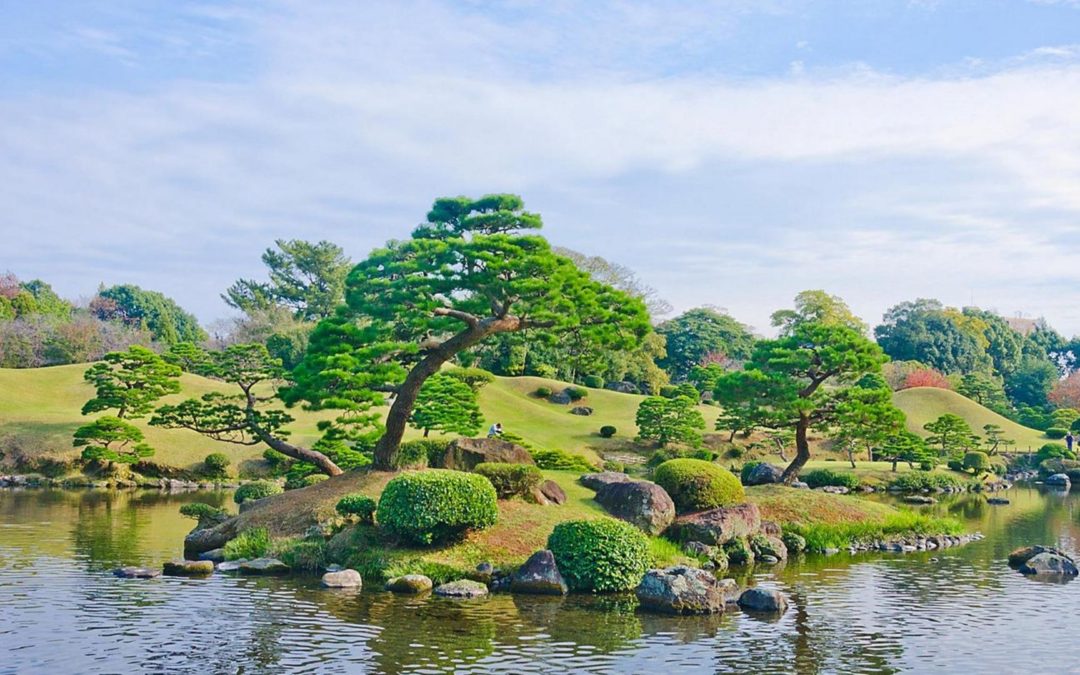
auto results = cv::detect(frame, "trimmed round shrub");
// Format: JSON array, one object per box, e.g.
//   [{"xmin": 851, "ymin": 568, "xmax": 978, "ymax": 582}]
[
  {"xmin": 740, "ymin": 460, "xmax": 764, "ymax": 485},
  {"xmin": 801, "ymin": 468, "xmax": 860, "ymax": 490},
  {"xmin": 376, "ymin": 470, "xmax": 498, "ymax": 545},
  {"xmin": 285, "ymin": 473, "xmax": 328, "ymax": 490},
  {"xmin": 583, "ymin": 375, "xmax": 605, "ymax": 389},
  {"xmin": 565, "ymin": 386, "xmax": 588, "ymax": 401},
  {"xmin": 547, "ymin": 519, "xmax": 649, "ymax": 592},
  {"xmin": 1036, "ymin": 443, "xmax": 1076, "ymax": 463},
  {"xmin": 203, "ymin": 452, "xmax": 231, "ymax": 478},
  {"xmin": 234, "ymin": 480, "xmax": 283, "ymax": 504},
  {"xmin": 962, "ymin": 451, "xmax": 991, "ymax": 474},
  {"xmin": 336, "ymin": 494, "xmax": 377, "ymax": 524},
  {"xmin": 653, "ymin": 458, "xmax": 745, "ymax": 513},
  {"xmin": 534, "ymin": 386, "xmax": 553, "ymax": 398},
  {"xmin": 1046, "ymin": 427, "xmax": 1069, "ymax": 440},
  {"xmin": 599, "ymin": 425, "xmax": 617, "ymax": 438},
  {"xmin": 474, "ymin": 462, "xmax": 543, "ymax": 499}
]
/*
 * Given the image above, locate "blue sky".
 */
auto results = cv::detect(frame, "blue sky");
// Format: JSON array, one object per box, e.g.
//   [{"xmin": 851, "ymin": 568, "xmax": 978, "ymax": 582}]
[{"xmin": 3, "ymin": 0, "xmax": 1080, "ymax": 334}]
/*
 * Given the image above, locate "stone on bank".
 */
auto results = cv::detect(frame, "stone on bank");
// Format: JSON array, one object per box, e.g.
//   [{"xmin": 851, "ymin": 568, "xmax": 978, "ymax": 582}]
[
  {"xmin": 385, "ymin": 574, "xmax": 434, "ymax": 594},
  {"xmin": 510, "ymin": 550, "xmax": 568, "ymax": 595},
  {"xmin": 635, "ymin": 566, "xmax": 727, "ymax": 615},
  {"xmin": 321, "ymin": 569, "xmax": 363, "ymax": 588}
]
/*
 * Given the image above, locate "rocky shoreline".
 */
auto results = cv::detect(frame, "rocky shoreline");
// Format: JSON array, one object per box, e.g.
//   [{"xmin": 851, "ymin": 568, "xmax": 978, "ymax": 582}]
[{"xmin": 0, "ymin": 474, "xmax": 240, "ymax": 491}]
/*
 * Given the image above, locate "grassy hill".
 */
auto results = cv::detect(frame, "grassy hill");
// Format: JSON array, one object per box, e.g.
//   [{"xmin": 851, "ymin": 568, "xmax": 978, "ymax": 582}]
[
  {"xmin": 0, "ymin": 366, "xmax": 720, "ymax": 473},
  {"xmin": 893, "ymin": 386, "xmax": 1050, "ymax": 451}
]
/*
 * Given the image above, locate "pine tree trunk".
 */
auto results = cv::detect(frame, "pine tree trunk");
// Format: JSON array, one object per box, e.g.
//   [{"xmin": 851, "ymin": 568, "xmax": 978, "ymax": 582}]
[{"xmin": 780, "ymin": 416, "xmax": 811, "ymax": 484}]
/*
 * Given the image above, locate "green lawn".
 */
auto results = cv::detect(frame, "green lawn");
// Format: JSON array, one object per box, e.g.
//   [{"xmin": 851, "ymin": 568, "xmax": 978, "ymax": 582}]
[{"xmin": 894, "ymin": 386, "xmax": 1050, "ymax": 451}]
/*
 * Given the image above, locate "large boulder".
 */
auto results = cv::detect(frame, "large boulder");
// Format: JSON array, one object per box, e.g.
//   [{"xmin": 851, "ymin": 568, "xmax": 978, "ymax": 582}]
[
  {"xmin": 579, "ymin": 472, "xmax": 633, "ymax": 491},
  {"xmin": 738, "ymin": 588, "xmax": 788, "ymax": 613},
  {"xmin": 163, "ymin": 560, "xmax": 214, "ymax": 577},
  {"xmin": 548, "ymin": 391, "xmax": 572, "ymax": 405},
  {"xmin": 1019, "ymin": 552, "xmax": 1079, "ymax": 577},
  {"xmin": 239, "ymin": 558, "xmax": 290, "ymax": 575},
  {"xmin": 743, "ymin": 463, "xmax": 783, "ymax": 486},
  {"xmin": 1008, "ymin": 545, "xmax": 1070, "ymax": 567},
  {"xmin": 604, "ymin": 381, "xmax": 639, "ymax": 394},
  {"xmin": 636, "ymin": 566, "xmax": 726, "ymax": 615},
  {"xmin": 750, "ymin": 534, "xmax": 788, "ymax": 562},
  {"xmin": 1045, "ymin": 473, "xmax": 1071, "ymax": 489},
  {"xmin": 594, "ymin": 480, "xmax": 676, "ymax": 535},
  {"xmin": 439, "ymin": 438, "xmax": 535, "ymax": 471},
  {"xmin": 539, "ymin": 480, "xmax": 567, "ymax": 505},
  {"xmin": 321, "ymin": 569, "xmax": 363, "ymax": 588},
  {"xmin": 434, "ymin": 579, "xmax": 489, "ymax": 599},
  {"xmin": 113, "ymin": 567, "xmax": 161, "ymax": 579},
  {"xmin": 183, "ymin": 524, "xmax": 235, "ymax": 558},
  {"xmin": 385, "ymin": 574, "xmax": 433, "ymax": 593},
  {"xmin": 570, "ymin": 406, "xmax": 593, "ymax": 416},
  {"xmin": 668, "ymin": 503, "xmax": 762, "ymax": 545},
  {"xmin": 511, "ymin": 550, "xmax": 568, "ymax": 595}
]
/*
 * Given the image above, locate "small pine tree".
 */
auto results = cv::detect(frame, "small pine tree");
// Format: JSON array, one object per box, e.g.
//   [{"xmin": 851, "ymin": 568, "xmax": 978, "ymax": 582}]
[
  {"xmin": 409, "ymin": 372, "xmax": 484, "ymax": 437},
  {"xmin": 635, "ymin": 396, "xmax": 705, "ymax": 447}
]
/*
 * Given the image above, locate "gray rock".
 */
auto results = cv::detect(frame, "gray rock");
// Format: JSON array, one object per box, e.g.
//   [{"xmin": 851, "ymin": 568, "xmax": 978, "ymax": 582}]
[
  {"xmin": 321, "ymin": 569, "xmax": 363, "ymax": 588},
  {"xmin": 791, "ymin": 481, "xmax": 810, "ymax": 489},
  {"xmin": 636, "ymin": 566, "xmax": 727, "ymax": 615},
  {"xmin": 579, "ymin": 471, "xmax": 633, "ymax": 491},
  {"xmin": 198, "ymin": 548, "xmax": 226, "ymax": 564},
  {"xmin": 594, "ymin": 480, "xmax": 676, "ymax": 535},
  {"xmin": 547, "ymin": 391, "xmax": 572, "ymax": 405},
  {"xmin": 743, "ymin": 463, "xmax": 784, "ymax": 486},
  {"xmin": 1046, "ymin": 473, "xmax": 1071, "ymax": 489},
  {"xmin": 472, "ymin": 562, "xmax": 495, "ymax": 584},
  {"xmin": 1019, "ymin": 552, "xmax": 1080, "ymax": 576},
  {"xmin": 750, "ymin": 534, "xmax": 788, "ymax": 562},
  {"xmin": 238, "ymin": 558, "xmax": 290, "ymax": 575},
  {"xmin": 217, "ymin": 560, "xmax": 246, "ymax": 573},
  {"xmin": 570, "ymin": 406, "xmax": 593, "ymax": 416},
  {"xmin": 438, "ymin": 438, "xmax": 535, "ymax": 471},
  {"xmin": 718, "ymin": 578, "xmax": 741, "ymax": 604},
  {"xmin": 737, "ymin": 587, "xmax": 789, "ymax": 613},
  {"xmin": 385, "ymin": 574, "xmax": 433, "ymax": 593},
  {"xmin": 434, "ymin": 579, "xmax": 489, "ymax": 599},
  {"xmin": 163, "ymin": 559, "xmax": 215, "ymax": 577},
  {"xmin": 987, "ymin": 497, "xmax": 1010, "ymax": 505},
  {"xmin": 604, "ymin": 381, "xmax": 640, "ymax": 394},
  {"xmin": 183, "ymin": 525, "xmax": 234, "ymax": 558},
  {"xmin": 668, "ymin": 503, "xmax": 762, "ymax": 546},
  {"xmin": 511, "ymin": 550, "xmax": 568, "ymax": 595},
  {"xmin": 818, "ymin": 485, "xmax": 850, "ymax": 495},
  {"xmin": 903, "ymin": 495, "xmax": 937, "ymax": 505},
  {"xmin": 539, "ymin": 479, "xmax": 567, "ymax": 505},
  {"xmin": 113, "ymin": 566, "xmax": 161, "ymax": 579},
  {"xmin": 1009, "ymin": 545, "xmax": 1073, "ymax": 567}
]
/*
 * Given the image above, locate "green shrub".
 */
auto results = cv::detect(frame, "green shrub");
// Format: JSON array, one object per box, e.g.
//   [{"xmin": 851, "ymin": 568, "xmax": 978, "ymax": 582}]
[
  {"xmin": 234, "ymin": 480, "xmax": 283, "ymax": 504},
  {"xmin": 723, "ymin": 537, "xmax": 753, "ymax": 565},
  {"xmin": 599, "ymin": 425, "xmax": 617, "ymax": 438},
  {"xmin": 602, "ymin": 460, "xmax": 625, "ymax": 473},
  {"xmin": 659, "ymin": 385, "xmax": 679, "ymax": 398},
  {"xmin": 583, "ymin": 375, "xmax": 605, "ymax": 389},
  {"xmin": 445, "ymin": 366, "xmax": 495, "ymax": 391},
  {"xmin": 1037, "ymin": 457, "xmax": 1080, "ymax": 478},
  {"xmin": 726, "ymin": 447, "xmax": 744, "ymax": 460},
  {"xmin": 887, "ymin": 471, "xmax": 964, "ymax": 492},
  {"xmin": 285, "ymin": 473, "xmax": 328, "ymax": 490},
  {"xmin": 646, "ymin": 447, "xmax": 682, "ymax": 468},
  {"xmin": 1036, "ymin": 443, "xmax": 1076, "ymax": 463},
  {"xmin": 547, "ymin": 519, "xmax": 649, "ymax": 592},
  {"xmin": 395, "ymin": 439, "xmax": 435, "ymax": 469},
  {"xmin": 1072, "ymin": 418, "xmax": 1080, "ymax": 432},
  {"xmin": 1046, "ymin": 427, "xmax": 1069, "ymax": 440},
  {"xmin": 262, "ymin": 448, "xmax": 294, "ymax": 476},
  {"xmin": 962, "ymin": 451, "xmax": 991, "ymax": 474},
  {"xmin": 675, "ymin": 383, "xmax": 700, "ymax": 402},
  {"xmin": 781, "ymin": 531, "xmax": 807, "ymax": 554},
  {"xmin": 474, "ymin": 462, "xmax": 543, "ymax": 499},
  {"xmin": 530, "ymin": 448, "xmax": 598, "ymax": 472},
  {"xmin": 740, "ymin": 460, "xmax": 764, "ymax": 485},
  {"xmin": 271, "ymin": 538, "xmax": 327, "ymax": 573},
  {"xmin": 919, "ymin": 460, "xmax": 934, "ymax": 471},
  {"xmin": 535, "ymin": 386, "xmax": 553, "ymax": 398},
  {"xmin": 802, "ymin": 468, "xmax": 860, "ymax": 490},
  {"xmin": 689, "ymin": 448, "xmax": 718, "ymax": 462},
  {"xmin": 178, "ymin": 502, "xmax": 227, "ymax": 526},
  {"xmin": 203, "ymin": 452, "xmax": 231, "ymax": 479},
  {"xmin": 946, "ymin": 459, "xmax": 964, "ymax": 472},
  {"xmin": 653, "ymin": 458, "xmax": 745, "ymax": 513},
  {"xmin": 565, "ymin": 386, "xmax": 588, "ymax": 401},
  {"xmin": 336, "ymin": 494, "xmax": 377, "ymax": 524},
  {"xmin": 376, "ymin": 470, "xmax": 498, "ymax": 545},
  {"xmin": 223, "ymin": 527, "xmax": 271, "ymax": 560},
  {"xmin": 787, "ymin": 513, "xmax": 963, "ymax": 553}
]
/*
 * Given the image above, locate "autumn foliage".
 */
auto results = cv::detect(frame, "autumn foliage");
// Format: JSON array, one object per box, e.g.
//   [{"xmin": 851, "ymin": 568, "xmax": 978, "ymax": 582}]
[
  {"xmin": 1050, "ymin": 372, "xmax": 1080, "ymax": 411},
  {"xmin": 900, "ymin": 368, "xmax": 951, "ymax": 391}
]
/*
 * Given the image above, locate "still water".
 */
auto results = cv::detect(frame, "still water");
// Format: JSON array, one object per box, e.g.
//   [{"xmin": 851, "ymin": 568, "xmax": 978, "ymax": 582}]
[{"xmin": 1, "ymin": 486, "xmax": 1079, "ymax": 674}]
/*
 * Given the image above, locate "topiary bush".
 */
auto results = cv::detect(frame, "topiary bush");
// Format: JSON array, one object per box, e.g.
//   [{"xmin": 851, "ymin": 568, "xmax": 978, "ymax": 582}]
[
  {"xmin": 740, "ymin": 460, "xmax": 764, "ymax": 485},
  {"xmin": 565, "ymin": 386, "xmax": 588, "ymax": 401},
  {"xmin": 223, "ymin": 527, "xmax": 271, "ymax": 560},
  {"xmin": 962, "ymin": 451, "xmax": 991, "ymax": 474},
  {"xmin": 203, "ymin": 452, "xmax": 231, "ymax": 479},
  {"xmin": 234, "ymin": 480, "xmax": 284, "ymax": 504},
  {"xmin": 653, "ymin": 458, "xmax": 745, "ymax": 513},
  {"xmin": 802, "ymin": 468, "xmax": 860, "ymax": 490},
  {"xmin": 1036, "ymin": 442, "xmax": 1076, "ymax": 463},
  {"xmin": 285, "ymin": 473, "xmax": 328, "ymax": 490},
  {"xmin": 1046, "ymin": 427, "xmax": 1069, "ymax": 440},
  {"xmin": 530, "ymin": 448, "xmax": 598, "ymax": 472},
  {"xmin": 474, "ymin": 462, "xmax": 543, "ymax": 499},
  {"xmin": 547, "ymin": 519, "xmax": 650, "ymax": 592},
  {"xmin": 599, "ymin": 425, "xmax": 617, "ymax": 438},
  {"xmin": 534, "ymin": 386, "xmax": 553, "ymax": 398},
  {"xmin": 583, "ymin": 375, "xmax": 605, "ymax": 389},
  {"xmin": 336, "ymin": 494, "xmax": 378, "ymax": 524},
  {"xmin": 376, "ymin": 470, "xmax": 498, "ymax": 545}
]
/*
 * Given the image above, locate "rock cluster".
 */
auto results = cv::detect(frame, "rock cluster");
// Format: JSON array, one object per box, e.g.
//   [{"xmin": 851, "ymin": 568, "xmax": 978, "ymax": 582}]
[
  {"xmin": 635, "ymin": 566, "xmax": 727, "ymax": 615},
  {"xmin": 438, "ymin": 437, "xmax": 535, "ymax": 471}
]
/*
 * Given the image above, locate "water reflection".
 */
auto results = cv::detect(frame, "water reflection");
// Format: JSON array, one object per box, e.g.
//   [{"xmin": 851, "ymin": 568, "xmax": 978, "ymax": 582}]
[{"xmin": 4, "ymin": 485, "xmax": 1080, "ymax": 673}]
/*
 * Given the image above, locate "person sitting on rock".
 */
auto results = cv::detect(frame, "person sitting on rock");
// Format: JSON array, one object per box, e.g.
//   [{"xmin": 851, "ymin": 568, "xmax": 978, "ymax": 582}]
[{"xmin": 487, "ymin": 422, "xmax": 503, "ymax": 438}]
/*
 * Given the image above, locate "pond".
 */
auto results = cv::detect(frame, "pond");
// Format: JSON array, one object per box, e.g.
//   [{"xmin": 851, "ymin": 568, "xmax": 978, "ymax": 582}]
[{"xmin": 1, "ymin": 485, "xmax": 1078, "ymax": 673}]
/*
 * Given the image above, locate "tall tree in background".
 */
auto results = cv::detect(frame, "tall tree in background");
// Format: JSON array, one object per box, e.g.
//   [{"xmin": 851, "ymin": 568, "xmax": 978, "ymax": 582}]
[
  {"xmin": 714, "ymin": 320, "xmax": 888, "ymax": 483},
  {"xmin": 923, "ymin": 413, "xmax": 978, "ymax": 457},
  {"xmin": 553, "ymin": 247, "xmax": 672, "ymax": 318},
  {"xmin": 287, "ymin": 195, "xmax": 650, "ymax": 469},
  {"xmin": 635, "ymin": 395, "xmax": 705, "ymax": 447},
  {"xmin": 91, "ymin": 284, "xmax": 205, "ymax": 345},
  {"xmin": 831, "ymin": 377, "xmax": 906, "ymax": 467},
  {"xmin": 657, "ymin": 307, "xmax": 755, "ymax": 381},
  {"xmin": 771, "ymin": 289, "xmax": 868, "ymax": 336},
  {"xmin": 874, "ymin": 299, "xmax": 992, "ymax": 375},
  {"xmin": 224, "ymin": 239, "xmax": 352, "ymax": 322}
]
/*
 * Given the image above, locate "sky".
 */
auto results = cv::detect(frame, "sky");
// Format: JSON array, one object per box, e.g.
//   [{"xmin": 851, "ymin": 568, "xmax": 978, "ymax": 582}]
[{"xmin": 3, "ymin": 0, "xmax": 1080, "ymax": 336}]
